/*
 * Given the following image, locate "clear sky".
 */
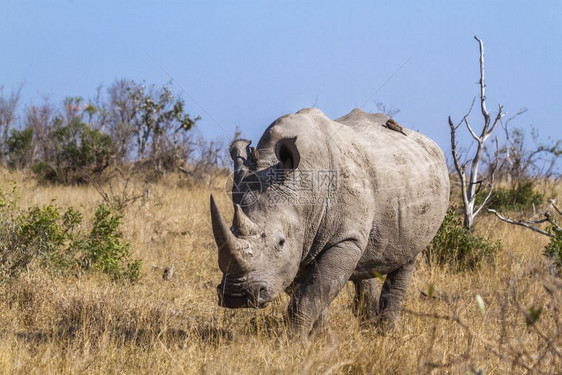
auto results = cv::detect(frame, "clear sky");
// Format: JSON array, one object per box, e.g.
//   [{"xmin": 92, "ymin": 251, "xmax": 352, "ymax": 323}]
[{"xmin": 2, "ymin": 0, "xmax": 561, "ymax": 160}]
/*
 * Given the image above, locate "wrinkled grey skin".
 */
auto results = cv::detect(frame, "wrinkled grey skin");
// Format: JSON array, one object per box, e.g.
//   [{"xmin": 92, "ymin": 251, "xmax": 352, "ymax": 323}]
[{"xmin": 210, "ymin": 108, "xmax": 449, "ymax": 336}]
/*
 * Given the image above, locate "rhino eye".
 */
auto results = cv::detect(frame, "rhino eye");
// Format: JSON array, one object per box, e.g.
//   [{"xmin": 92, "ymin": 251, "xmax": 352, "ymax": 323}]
[{"xmin": 278, "ymin": 237, "xmax": 285, "ymax": 247}]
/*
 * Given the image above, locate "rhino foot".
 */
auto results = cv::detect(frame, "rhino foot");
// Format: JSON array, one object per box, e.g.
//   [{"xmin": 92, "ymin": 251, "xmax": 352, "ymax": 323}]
[
  {"xmin": 352, "ymin": 278, "xmax": 380, "ymax": 322},
  {"xmin": 378, "ymin": 256, "xmax": 417, "ymax": 328}
]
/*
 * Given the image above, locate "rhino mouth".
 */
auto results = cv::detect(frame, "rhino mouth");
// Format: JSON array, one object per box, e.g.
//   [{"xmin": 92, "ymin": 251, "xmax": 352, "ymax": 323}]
[{"xmin": 217, "ymin": 277, "xmax": 272, "ymax": 309}]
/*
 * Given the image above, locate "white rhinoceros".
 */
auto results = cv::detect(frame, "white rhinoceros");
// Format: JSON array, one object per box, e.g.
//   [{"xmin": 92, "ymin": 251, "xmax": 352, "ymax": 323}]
[{"xmin": 210, "ymin": 108, "xmax": 449, "ymax": 336}]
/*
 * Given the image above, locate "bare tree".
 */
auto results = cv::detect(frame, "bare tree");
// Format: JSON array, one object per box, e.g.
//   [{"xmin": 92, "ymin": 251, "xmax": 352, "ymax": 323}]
[
  {"xmin": 105, "ymin": 79, "xmax": 141, "ymax": 161},
  {"xmin": 479, "ymin": 105, "xmax": 561, "ymax": 183},
  {"xmin": 24, "ymin": 99, "xmax": 55, "ymax": 164},
  {"xmin": 375, "ymin": 101, "xmax": 400, "ymax": 118},
  {"xmin": 499, "ymin": 124, "xmax": 561, "ymax": 182},
  {"xmin": 449, "ymin": 36, "xmax": 504, "ymax": 230},
  {"xmin": 0, "ymin": 85, "xmax": 22, "ymax": 162}
]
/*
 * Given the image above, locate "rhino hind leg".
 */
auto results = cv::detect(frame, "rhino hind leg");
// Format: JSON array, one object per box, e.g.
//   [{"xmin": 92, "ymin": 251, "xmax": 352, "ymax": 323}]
[
  {"xmin": 378, "ymin": 256, "xmax": 417, "ymax": 327},
  {"xmin": 352, "ymin": 278, "xmax": 380, "ymax": 322}
]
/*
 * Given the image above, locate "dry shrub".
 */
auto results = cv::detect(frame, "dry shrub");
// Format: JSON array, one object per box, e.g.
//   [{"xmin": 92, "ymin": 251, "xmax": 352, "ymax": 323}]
[
  {"xmin": 89, "ymin": 165, "xmax": 150, "ymax": 211},
  {"xmin": 408, "ymin": 257, "xmax": 561, "ymax": 374}
]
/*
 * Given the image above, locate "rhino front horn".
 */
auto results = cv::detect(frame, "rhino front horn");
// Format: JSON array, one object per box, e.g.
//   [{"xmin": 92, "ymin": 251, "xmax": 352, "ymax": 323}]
[{"xmin": 210, "ymin": 194, "xmax": 250, "ymax": 274}]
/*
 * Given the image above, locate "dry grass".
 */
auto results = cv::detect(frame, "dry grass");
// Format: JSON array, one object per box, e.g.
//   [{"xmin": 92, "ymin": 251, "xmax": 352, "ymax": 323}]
[{"xmin": 0, "ymin": 168, "xmax": 560, "ymax": 374}]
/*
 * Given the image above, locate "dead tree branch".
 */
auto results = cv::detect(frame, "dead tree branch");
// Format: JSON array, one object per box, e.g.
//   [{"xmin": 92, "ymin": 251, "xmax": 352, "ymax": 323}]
[
  {"xmin": 487, "ymin": 209, "xmax": 554, "ymax": 237},
  {"xmin": 550, "ymin": 200, "xmax": 562, "ymax": 216},
  {"xmin": 501, "ymin": 108, "xmax": 529, "ymax": 134},
  {"xmin": 448, "ymin": 36, "xmax": 504, "ymax": 229}
]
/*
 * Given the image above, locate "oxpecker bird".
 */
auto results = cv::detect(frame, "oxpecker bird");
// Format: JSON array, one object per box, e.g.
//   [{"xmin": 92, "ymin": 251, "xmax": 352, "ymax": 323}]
[{"xmin": 385, "ymin": 119, "xmax": 407, "ymax": 136}]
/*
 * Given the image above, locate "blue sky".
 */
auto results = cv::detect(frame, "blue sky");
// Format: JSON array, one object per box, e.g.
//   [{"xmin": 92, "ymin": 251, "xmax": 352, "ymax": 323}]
[{"xmin": 2, "ymin": 1, "xmax": 561, "ymax": 159}]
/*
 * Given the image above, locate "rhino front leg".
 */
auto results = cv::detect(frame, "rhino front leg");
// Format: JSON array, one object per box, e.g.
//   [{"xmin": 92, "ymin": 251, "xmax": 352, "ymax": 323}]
[
  {"xmin": 379, "ymin": 255, "xmax": 417, "ymax": 327},
  {"xmin": 352, "ymin": 278, "xmax": 380, "ymax": 321},
  {"xmin": 286, "ymin": 277, "xmax": 328, "ymax": 335},
  {"xmin": 310, "ymin": 307, "xmax": 329, "ymax": 335},
  {"xmin": 288, "ymin": 241, "xmax": 362, "ymax": 337}
]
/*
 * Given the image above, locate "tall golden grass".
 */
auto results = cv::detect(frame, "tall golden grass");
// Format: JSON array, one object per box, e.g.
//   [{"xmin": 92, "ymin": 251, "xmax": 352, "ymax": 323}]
[{"xmin": 0, "ymin": 168, "xmax": 560, "ymax": 374}]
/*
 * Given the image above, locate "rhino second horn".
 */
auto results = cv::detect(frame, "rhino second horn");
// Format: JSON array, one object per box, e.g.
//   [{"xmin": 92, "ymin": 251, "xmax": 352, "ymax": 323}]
[
  {"xmin": 233, "ymin": 204, "xmax": 260, "ymax": 237},
  {"xmin": 210, "ymin": 194, "xmax": 250, "ymax": 274}
]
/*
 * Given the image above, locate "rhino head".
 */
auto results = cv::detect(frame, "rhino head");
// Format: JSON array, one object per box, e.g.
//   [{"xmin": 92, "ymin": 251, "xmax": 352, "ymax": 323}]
[{"xmin": 211, "ymin": 136, "xmax": 304, "ymax": 308}]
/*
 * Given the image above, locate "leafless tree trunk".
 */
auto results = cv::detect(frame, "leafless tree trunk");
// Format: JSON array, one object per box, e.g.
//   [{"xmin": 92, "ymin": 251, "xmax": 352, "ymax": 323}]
[
  {"xmin": 0, "ymin": 85, "xmax": 22, "ymax": 162},
  {"xmin": 24, "ymin": 100, "xmax": 54, "ymax": 164},
  {"xmin": 106, "ymin": 79, "xmax": 140, "ymax": 161},
  {"xmin": 449, "ymin": 36, "xmax": 504, "ymax": 230}
]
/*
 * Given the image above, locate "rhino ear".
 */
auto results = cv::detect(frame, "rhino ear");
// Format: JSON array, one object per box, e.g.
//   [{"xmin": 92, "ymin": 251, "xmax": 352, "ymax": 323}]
[
  {"xmin": 275, "ymin": 137, "xmax": 300, "ymax": 170},
  {"xmin": 230, "ymin": 139, "xmax": 252, "ymax": 170}
]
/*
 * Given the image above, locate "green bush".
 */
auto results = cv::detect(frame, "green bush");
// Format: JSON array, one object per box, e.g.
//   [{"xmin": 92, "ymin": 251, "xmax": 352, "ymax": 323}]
[
  {"xmin": 5, "ymin": 127, "xmax": 33, "ymax": 168},
  {"xmin": 425, "ymin": 206, "xmax": 502, "ymax": 271},
  {"xmin": 31, "ymin": 161, "xmax": 58, "ymax": 182},
  {"xmin": 74, "ymin": 205, "xmax": 141, "ymax": 281},
  {"xmin": 15, "ymin": 204, "xmax": 82, "ymax": 272},
  {"xmin": 478, "ymin": 181, "xmax": 544, "ymax": 212},
  {"xmin": 0, "ymin": 187, "xmax": 78, "ymax": 278},
  {"xmin": 0, "ymin": 186, "xmax": 140, "ymax": 282},
  {"xmin": 54, "ymin": 121, "xmax": 115, "ymax": 174},
  {"xmin": 33, "ymin": 118, "xmax": 116, "ymax": 184}
]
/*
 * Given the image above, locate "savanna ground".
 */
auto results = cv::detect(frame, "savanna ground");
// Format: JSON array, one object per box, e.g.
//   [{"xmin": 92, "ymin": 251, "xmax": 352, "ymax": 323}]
[{"xmin": 0, "ymin": 169, "xmax": 560, "ymax": 374}]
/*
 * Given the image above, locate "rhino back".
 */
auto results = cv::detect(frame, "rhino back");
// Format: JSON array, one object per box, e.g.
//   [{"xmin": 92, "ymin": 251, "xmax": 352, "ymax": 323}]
[{"xmin": 332, "ymin": 109, "xmax": 450, "ymax": 276}]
